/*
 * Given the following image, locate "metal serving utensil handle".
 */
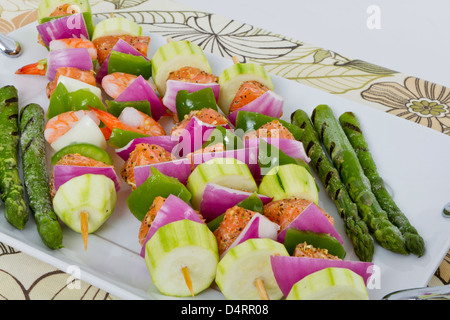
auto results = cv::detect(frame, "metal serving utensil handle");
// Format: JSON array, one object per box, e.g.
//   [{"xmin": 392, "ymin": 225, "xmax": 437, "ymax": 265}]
[
  {"xmin": 0, "ymin": 33, "xmax": 22, "ymax": 57},
  {"xmin": 382, "ymin": 284, "xmax": 450, "ymax": 300}
]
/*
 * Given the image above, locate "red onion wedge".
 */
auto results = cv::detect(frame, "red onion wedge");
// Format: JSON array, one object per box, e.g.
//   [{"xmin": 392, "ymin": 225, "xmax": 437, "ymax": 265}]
[
  {"xmin": 133, "ymin": 158, "xmax": 192, "ymax": 187},
  {"xmin": 162, "ymin": 80, "xmax": 220, "ymax": 114},
  {"xmin": 173, "ymin": 116, "xmax": 231, "ymax": 158},
  {"xmin": 245, "ymin": 137, "xmax": 311, "ymax": 163},
  {"xmin": 220, "ymin": 213, "xmax": 280, "ymax": 259},
  {"xmin": 53, "ymin": 165, "xmax": 120, "ymax": 193},
  {"xmin": 46, "ymin": 48, "xmax": 93, "ymax": 81},
  {"xmin": 96, "ymin": 39, "xmax": 149, "ymax": 83},
  {"xmin": 139, "ymin": 194, "xmax": 205, "ymax": 257},
  {"xmin": 199, "ymin": 183, "xmax": 272, "ymax": 222},
  {"xmin": 227, "ymin": 90, "xmax": 284, "ymax": 126},
  {"xmin": 115, "ymin": 75, "xmax": 166, "ymax": 121},
  {"xmin": 277, "ymin": 202, "xmax": 344, "ymax": 244},
  {"xmin": 36, "ymin": 13, "xmax": 90, "ymax": 48},
  {"xmin": 270, "ymin": 256, "xmax": 374, "ymax": 297},
  {"xmin": 115, "ymin": 136, "xmax": 179, "ymax": 161}
]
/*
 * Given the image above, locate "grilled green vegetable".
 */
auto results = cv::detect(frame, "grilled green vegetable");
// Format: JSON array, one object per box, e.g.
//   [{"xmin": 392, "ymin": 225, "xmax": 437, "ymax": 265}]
[
  {"xmin": 0, "ymin": 86, "xmax": 29, "ymax": 229},
  {"xmin": 338, "ymin": 111, "xmax": 425, "ymax": 256},
  {"xmin": 311, "ymin": 104, "xmax": 407, "ymax": 255},
  {"xmin": 20, "ymin": 103, "xmax": 63, "ymax": 249},
  {"xmin": 291, "ymin": 109, "xmax": 374, "ymax": 261}
]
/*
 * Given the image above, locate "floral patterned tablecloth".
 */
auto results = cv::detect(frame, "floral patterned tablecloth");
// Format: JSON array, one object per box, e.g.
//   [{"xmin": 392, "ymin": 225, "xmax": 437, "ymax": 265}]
[{"xmin": 0, "ymin": 0, "xmax": 448, "ymax": 300}]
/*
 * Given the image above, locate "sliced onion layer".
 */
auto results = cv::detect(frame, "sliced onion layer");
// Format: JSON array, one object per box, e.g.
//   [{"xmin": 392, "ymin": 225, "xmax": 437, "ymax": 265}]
[
  {"xmin": 277, "ymin": 202, "xmax": 344, "ymax": 244},
  {"xmin": 245, "ymin": 137, "xmax": 311, "ymax": 163},
  {"xmin": 199, "ymin": 183, "xmax": 272, "ymax": 222},
  {"xmin": 46, "ymin": 48, "xmax": 93, "ymax": 81},
  {"xmin": 36, "ymin": 13, "xmax": 90, "ymax": 47},
  {"xmin": 133, "ymin": 158, "xmax": 192, "ymax": 187},
  {"xmin": 115, "ymin": 136, "xmax": 179, "ymax": 161},
  {"xmin": 220, "ymin": 213, "xmax": 280, "ymax": 259},
  {"xmin": 115, "ymin": 75, "xmax": 166, "ymax": 121},
  {"xmin": 139, "ymin": 194, "xmax": 205, "ymax": 257},
  {"xmin": 162, "ymin": 80, "xmax": 220, "ymax": 114},
  {"xmin": 227, "ymin": 90, "xmax": 284, "ymax": 126},
  {"xmin": 53, "ymin": 165, "xmax": 120, "ymax": 193},
  {"xmin": 270, "ymin": 255, "xmax": 374, "ymax": 297}
]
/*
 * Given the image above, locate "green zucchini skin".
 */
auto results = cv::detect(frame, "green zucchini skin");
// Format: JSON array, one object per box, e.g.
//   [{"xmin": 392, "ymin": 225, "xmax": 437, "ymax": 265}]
[
  {"xmin": 339, "ymin": 111, "xmax": 424, "ymax": 256},
  {"xmin": 291, "ymin": 109, "xmax": 374, "ymax": 262},
  {"xmin": 310, "ymin": 104, "xmax": 408, "ymax": 255},
  {"xmin": 0, "ymin": 86, "xmax": 29, "ymax": 229},
  {"xmin": 20, "ymin": 103, "xmax": 63, "ymax": 249}
]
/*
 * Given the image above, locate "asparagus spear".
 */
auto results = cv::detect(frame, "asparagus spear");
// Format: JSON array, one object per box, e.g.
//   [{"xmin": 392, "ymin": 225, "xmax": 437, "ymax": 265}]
[
  {"xmin": 0, "ymin": 85, "xmax": 28, "ymax": 229},
  {"xmin": 339, "ymin": 111, "xmax": 425, "ymax": 256},
  {"xmin": 20, "ymin": 103, "xmax": 63, "ymax": 249},
  {"xmin": 311, "ymin": 104, "xmax": 407, "ymax": 255},
  {"xmin": 291, "ymin": 109, "xmax": 374, "ymax": 262}
]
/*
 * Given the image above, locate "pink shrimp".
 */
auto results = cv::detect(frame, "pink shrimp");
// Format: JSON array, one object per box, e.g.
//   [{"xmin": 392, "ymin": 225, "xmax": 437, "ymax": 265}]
[
  {"xmin": 89, "ymin": 107, "xmax": 166, "ymax": 137},
  {"xmin": 44, "ymin": 110, "xmax": 100, "ymax": 144},
  {"xmin": 101, "ymin": 72, "xmax": 138, "ymax": 99},
  {"xmin": 49, "ymin": 38, "xmax": 97, "ymax": 60}
]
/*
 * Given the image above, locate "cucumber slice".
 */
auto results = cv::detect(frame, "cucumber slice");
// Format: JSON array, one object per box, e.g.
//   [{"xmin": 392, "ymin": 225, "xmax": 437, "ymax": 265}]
[
  {"xmin": 53, "ymin": 174, "xmax": 117, "ymax": 234},
  {"xmin": 51, "ymin": 142, "xmax": 113, "ymax": 165},
  {"xmin": 145, "ymin": 219, "xmax": 219, "ymax": 297},
  {"xmin": 286, "ymin": 267, "xmax": 369, "ymax": 300},
  {"xmin": 187, "ymin": 158, "xmax": 258, "ymax": 210},
  {"xmin": 151, "ymin": 40, "xmax": 212, "ymax": 96},
  {"xmin": 92, "ymin": 17, "xmax": 143, "ymax": 40},
  {"xmin": 218, "ymin": 63, "xmax": 274, "ymax": 115},
  {"xmin": 38, "ymin": 0, "xmax": 92, "ymax": 24},
  {"xmin": 216, "ymin": 238, "xmax": 289, "ymax": 300},
  {"xmin": 258, "ymin": 164, "xmax": 319, "ymax": 204}
]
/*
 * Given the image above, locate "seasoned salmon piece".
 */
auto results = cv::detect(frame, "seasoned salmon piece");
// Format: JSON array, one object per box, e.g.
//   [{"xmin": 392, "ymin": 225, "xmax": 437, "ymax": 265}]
[
  {"xmin": 138, "ymin": 196, "xmax": 167, "ymax": 246},
  {"xmin": 244, "ymin": 120, "xmax": 295, "ymax": 140},
  {"xmin": 120, "ymin": 143, "xmax": 173, "ymax": 189},
  {"xmin": 229, "ymin": 80, "xmax": 270, "ymax": 113},
  {"xmin": 263, "ymin": 198, "xmax": 335, "ymax": 231},
  {"xmin": 170, "ymin": 108, "xmax": 230, "ymax": 137},
  {"xmin": 168, "ymin": 66, "xmax": 218, "ymax": 84},
  {"xmin": 213, "ymin": 206, "xmax": 259, "ymax": 255},
  {"xmin": 93, "ymin": 35, "xmax": 150, "ymax": 65},
  {"xmin": 50, "ymin": 153, "xmax": 112, "ymax": 197},
  {"xmin": 293, "ymin": 242, "xmax": 341, "ymax": 260}
]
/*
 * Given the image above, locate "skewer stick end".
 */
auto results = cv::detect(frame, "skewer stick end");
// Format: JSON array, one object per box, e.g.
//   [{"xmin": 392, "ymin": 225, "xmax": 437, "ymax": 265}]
[
  {"xmin": 80, "ymin": 212, "xmax": 89, "ymax": 251},
  {"xmin": 181, "ymin": 266, "xmax": 195, "ymax": 297},
  {"xmin": 254, "ymin": 278, "xmax": 270, "ymax": 300},
  {"xmin": 232, "ymin": 56, "xmax": 239, "ymax": 64}
]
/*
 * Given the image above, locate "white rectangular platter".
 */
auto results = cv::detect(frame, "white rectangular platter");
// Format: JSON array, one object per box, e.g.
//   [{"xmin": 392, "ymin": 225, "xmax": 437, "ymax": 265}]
[{"xmin": 0, "ymin": 23, "xmax": 449, "ymax": 301}]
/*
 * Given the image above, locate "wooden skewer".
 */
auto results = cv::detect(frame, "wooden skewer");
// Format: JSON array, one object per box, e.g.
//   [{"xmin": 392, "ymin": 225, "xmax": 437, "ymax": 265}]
[
  {"xmin": 110, "ymin": 12, "xmax": 115, "ymax": 18},
  {"xmin": 232, "ymin": 56, "xmax": 239, "ymax": 64},
  {"xmin": 80, "ymin": 212, "xmax": 89, "ymax": 251},
  {"xmin": 166, "ymin": 37, "xmax": 173, "ymax": 43},
  {"xmin": 254, "ymin": 278, "xmax": 270, "ymax": 300},
  {"xmin": 181, "ymin": 266, "xmax": 195, "ymax": 297}
]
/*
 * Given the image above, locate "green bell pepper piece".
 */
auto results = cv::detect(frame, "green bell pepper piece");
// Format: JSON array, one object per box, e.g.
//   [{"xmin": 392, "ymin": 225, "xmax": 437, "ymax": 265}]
[
  {"xmin": 235, "ymin": 110, "xmax": 303, "ymax": 140},
  {"xmin": 202, "ymin": 125, "xmax": 244, "ymax": 150},
  {"xmin": 127, "ymin": 167, "xmax": 192, "ymax": 221},
  {"xmin": 47, "ymin": 83, "xmax": 106, "ymax": 119},
  {"xmin": 107, "ymin": 51, "xmax": 152, "ymax": 80},
  {"xmin": 175, "ymin": 87, "xmax": 218, "ymax": 121},
  {"xmin": 108, "ymin": 127, "xmax": 149, "ymax": 149},
  {"xmin": 206, "ymin": 193, "xmax": 263, "ymax": 232},
  {"xmin": 106, "ymin": 100, "xmax": 152, "ymax": 118},
  {"xmin": 51, "ymin": 142, "xmax": 114, "ymax": 165},
  {"xmin": 283, "ymin": 228, "xmax": 346, "ymax": 259}
]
